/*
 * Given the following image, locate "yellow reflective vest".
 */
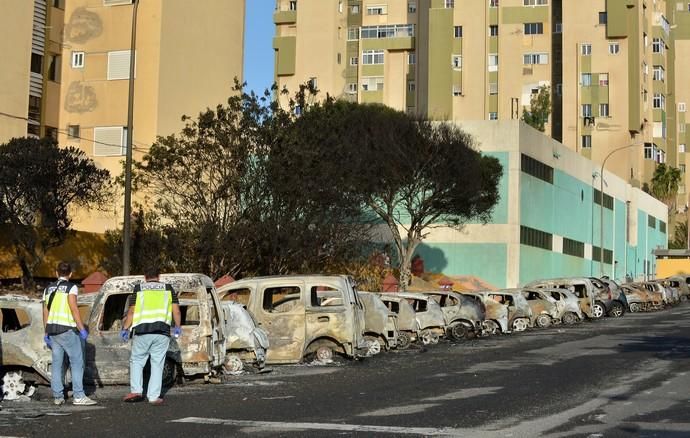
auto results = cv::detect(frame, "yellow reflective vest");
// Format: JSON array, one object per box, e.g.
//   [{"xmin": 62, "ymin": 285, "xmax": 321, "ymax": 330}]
[
  {"xmin": 132, "ymin": 282, "xmax": 173, "ymax": 329},
  {"xmin": 45, "ymin": 281, "xmax": 77, "ymax": 335}
]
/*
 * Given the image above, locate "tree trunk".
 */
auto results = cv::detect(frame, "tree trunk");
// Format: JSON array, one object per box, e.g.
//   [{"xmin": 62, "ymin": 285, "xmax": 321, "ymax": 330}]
[
  {"xmin": 19, "ymin": 257, "xmax": 36, "ymax": 292},
  {"xmin": 396, "ymin": 235, "xmax": 421, "ymax": 292}
]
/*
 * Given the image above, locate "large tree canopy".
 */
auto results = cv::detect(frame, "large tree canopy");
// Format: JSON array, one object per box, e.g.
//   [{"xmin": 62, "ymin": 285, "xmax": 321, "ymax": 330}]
[
  {"xmin": 122, "ymin": 82, "xmax": 369, "ymax": 278},
  {"xmin": 280, "ymin": 100, "xmax": 503, "ymax": 289},
  {"xmin": 0, "ymin": 137, "xmax": 111, "ymax": 287}
]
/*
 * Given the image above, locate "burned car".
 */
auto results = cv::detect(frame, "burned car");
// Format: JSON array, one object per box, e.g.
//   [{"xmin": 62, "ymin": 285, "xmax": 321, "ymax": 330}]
[
  {"xmin": 219, "ymin": 301, "xmax": 270, "ymax": 372},
  {"xmin": 520, "ymin": 288, "xmax": 564, "ymax": 327},
  {"xmin": 217, "ymin": 275, "xmax": 370, "ymax": 364},
  {"xmin": 86, "ymin": 274, "xmax": 227, "ymax": 386},
  {"xmin": 396, "ymin": 292, "xmax": 446, "ymax": 344},
  {"xmin": 0, "ymin": 295, "xmax": 51, "ymax": 399},
  {"xmin": 526, "ymin": 277, "xmax": 601, "ymax": 319},
  {"xmin": 420, "ymin": 291, "xmax": 485, "ymax": 340},
  {"xmin": 358, "ymin": 291, "xmax": 402, "ymax": 352},
  {"xmin": 460, "ymin": 291, "xmax": 509, "ymax": 335},
  {"xmin": 377, "ymin": 294, "xmax": 417, "ymax": 348},
  {"xmin": 487, "ymin": 290, "xmax": 533, "ymax": 332},
  {"xmin": 541, "ymin": 288, "xmax": 583, "ymax": 324}
]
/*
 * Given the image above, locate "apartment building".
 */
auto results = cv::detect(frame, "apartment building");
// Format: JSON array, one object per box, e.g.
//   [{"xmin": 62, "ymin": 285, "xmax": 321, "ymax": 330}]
[
  {"xmin": 1, "ymin": 0, "xmax": 245, "ymax": 232},
  {"xmin": 274, "ymin": 0, "xmax": 684, "ymax": 192}
]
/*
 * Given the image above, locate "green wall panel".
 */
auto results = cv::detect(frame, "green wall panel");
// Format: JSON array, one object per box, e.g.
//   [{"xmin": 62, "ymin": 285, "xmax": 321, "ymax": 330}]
[
  {"xmin": 273, "ymin": 36, "xmax": 296, "ymax": 76},
  {"xmin": 414, "ymin": 243, "xmax": 508, "ymax": 288},
  {"xmin": 427, "ymin": 8, "xmax": 453, "ymax": 119},
  {"xmin": 501, "ymin": 6, "xmax": 549, "ymax": 24}
]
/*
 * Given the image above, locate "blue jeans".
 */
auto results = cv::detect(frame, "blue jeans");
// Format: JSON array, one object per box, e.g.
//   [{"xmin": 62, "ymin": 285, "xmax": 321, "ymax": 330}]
[
  {"xmin": 130, "ymin": 334, "xmax": 170, "ymax": 401},
  {"xmin": 49, "ymin": 330, "xmax": 85, "ymax": 399}
]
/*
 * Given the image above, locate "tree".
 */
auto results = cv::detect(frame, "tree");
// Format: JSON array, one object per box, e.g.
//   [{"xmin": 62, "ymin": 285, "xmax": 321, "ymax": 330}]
[
  {"xmin": 650, "ymin": 163, "xmax": 682, "ymax": 214},
  {"xmin": 128, "ymin": 81, "xmax": 370, "ymax": 279},
  {"xmin": 521, "ymin": 85, "xmax": 551, "ymax": 132},
  {"xmin": 0, "ymin": 137, "xmax": 111, "ymax": 288},
  {"xmin": 280, "ymin": 100, "xmax": 503, "ymax": 290},
  {"xmin": 669, "ymin": 220, "xmax": 688, "ymax": 250}
]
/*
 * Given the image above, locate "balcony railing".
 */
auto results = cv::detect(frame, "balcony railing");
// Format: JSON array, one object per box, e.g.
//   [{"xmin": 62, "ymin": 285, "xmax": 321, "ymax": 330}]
[{"xmin": 358, "ymin": 24, "xmax": 415, "ymax": 39}]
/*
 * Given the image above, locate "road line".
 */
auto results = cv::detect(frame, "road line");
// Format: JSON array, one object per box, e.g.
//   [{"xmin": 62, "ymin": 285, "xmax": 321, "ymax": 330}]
[{"xmin": 170, "ymin": 417, "xmax": 468, "ymax": 436}]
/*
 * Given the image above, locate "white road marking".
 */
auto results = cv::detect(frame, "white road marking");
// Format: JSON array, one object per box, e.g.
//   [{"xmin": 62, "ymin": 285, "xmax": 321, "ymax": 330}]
[
  {"xmin": 170, "ymin": 417, "xmax": 467, "ymax": 436},
  {"xmin": 423, "ymin": 387, "xmax": 503, "ymax": 401},
  {"xmin": 358, "ymin": 403, "xmax": 439, "ymax": 417}
]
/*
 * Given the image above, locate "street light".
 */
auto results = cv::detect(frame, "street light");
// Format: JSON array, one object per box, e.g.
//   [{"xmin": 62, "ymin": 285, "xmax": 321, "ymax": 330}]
[
  {"xmin": 598, "ymin": 141, "xmax": 645, "ymax": 276},
  {"xmin": 122, "ymin": 0, "xmax": 139, "ymax": 275}
]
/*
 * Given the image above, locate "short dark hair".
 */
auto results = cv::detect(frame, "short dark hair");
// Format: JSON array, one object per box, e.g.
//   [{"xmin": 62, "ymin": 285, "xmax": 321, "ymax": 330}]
[
  {"xmin": 56, "ymin": 261, "xmax": 72, "ymax": 277},
  {"xmin": 143, "ymin": 265, "xmax": 160, "ymax": 280}
]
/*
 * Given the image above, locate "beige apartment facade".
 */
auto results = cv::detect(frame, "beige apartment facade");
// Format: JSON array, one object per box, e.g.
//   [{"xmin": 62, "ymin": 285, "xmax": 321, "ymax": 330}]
[
  {"xmin": 1, "ymin": 0, "xmax": 245, "ymax": 233},
  {"xmin": 274, "ymin": 0, "xmax": 686, "ymax": 193}
]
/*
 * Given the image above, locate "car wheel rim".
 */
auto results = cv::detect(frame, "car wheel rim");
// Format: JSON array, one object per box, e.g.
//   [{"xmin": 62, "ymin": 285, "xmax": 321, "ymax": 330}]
[
  {"xmin": 316, "ymin": 346, "xmax": 333, "ymax": 361},
  {"xmin": 593, "ymin": 304, "xmax": 604, "ymax": 318}
]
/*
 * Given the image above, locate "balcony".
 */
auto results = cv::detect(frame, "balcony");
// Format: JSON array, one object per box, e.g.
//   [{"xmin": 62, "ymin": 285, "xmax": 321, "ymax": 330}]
[{"xmin": 273, "ymin": 10, "xmax": 296, "ymax": 24}]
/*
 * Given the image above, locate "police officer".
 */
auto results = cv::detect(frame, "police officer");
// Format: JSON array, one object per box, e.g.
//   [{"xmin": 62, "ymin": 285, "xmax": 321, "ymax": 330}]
[
  {"xmin": 120, "ymin": 266, "xmax": 181, "ymax": 405},
  {"xmin": 43, "ymin": 261, "xmax": 97, "ymax": 406}
]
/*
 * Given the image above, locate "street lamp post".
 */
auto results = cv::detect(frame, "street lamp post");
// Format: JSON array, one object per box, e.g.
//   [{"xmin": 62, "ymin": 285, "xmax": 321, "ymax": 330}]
[
  {"xmin": 598, "ymin": 142, "xmax": 644, "ymax": 277},
  {"xmin": 122, "ymin": 0, "xmax": 139, "ymax": 275}
]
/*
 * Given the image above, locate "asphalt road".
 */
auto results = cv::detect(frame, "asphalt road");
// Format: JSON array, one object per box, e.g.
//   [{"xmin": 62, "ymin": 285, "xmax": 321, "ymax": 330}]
[{"xmin": 2, "ymin": 304, "xmax": 690, "ymax": 437}]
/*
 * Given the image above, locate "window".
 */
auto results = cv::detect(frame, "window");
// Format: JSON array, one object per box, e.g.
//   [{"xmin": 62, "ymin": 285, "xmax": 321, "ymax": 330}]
[
  {"xmin": 362, "ymin": 50, "xmax": 384, "ymax": 65},
  {"xmin": 367, "ymin": 5, "xmax": 387, "ymax": 15},
  {"xmin": 452, "ymin": 55, "xmax": 462, "ymax": 69},
  {"xmin": 350, "ymin": 56, "xmax": 358, "ymax": 66},
  {"xmin": 608, "ymin": 42, "xmax": 620, "ymax": 54},
  {"xmin": 94, "ymin": 126, "xmax": 127, "ymax": 156},
  {"xmin": 524, "ymin": 23, "xmax": 543, "ymax": 35},
  {"xmin": 644, "ymin": 143, "xmax": 654, "ymax": 159},
  {"xmin": 351, "ymin": 4, "xmax": 359, "ymax": 14},
  {"xmin": 347, "ymin": 83, "xmax": 357, "ymax": 93},
  {"xmin": 0, "ymin": 307, "xmax": 31, "ymax": 332},
  {"xmin": 489, "ymin": 82, "xmax": 498, "ymax": 95},
  {"xmin": 45, "ymin": 126, "xmax": 58, "ymax": 140},
  {"xmin": 581, "ymin": 73, "xmax": 592, "ymax": 86},
  {"xmin": 681, "ymin": 123, "xmax": 686, "ymax": 133},
  {"xmin": 520, "ymin": 226, "xmax": 553, "ymax": 251},
  {"xmin": 489, "ymin": 112, "xmax": 498, "ymax": 120},
  {"xmin": 67, "ymin": 124, "xmax": 80, "ymax": 139},
  {"xmin": 652, "ymin": 38, "xmax": 664, "ymax": 54},
  {"xmin": 523, "ymin": 53, "xmax": 548, "ymax": 64},
  {"xmin": 53, "ymin": 0, "xmax": 65, "ymax": 8},
  {"xmin": 648, "ymin": 216, "xmax": 656, "ymax": 229},
  {"xmin": 555, "ymin": 83, "xmax": 562, "ymax": 96},
  {"xmin": 263, "ymin": 286, "xmax": 301, "ymax": 313},
  {"xmin": 71, "ymin": 51, "xmax": 85, "ymax": 68},
  {"xmin": 488, "ymin": 54, "xmax": 498, "ymax": 71},
  {"xmin": 289, "ymin": 1, "xmax": 297, "ymax": 11},
  {"xmin": 489, "ymin": 25, "xmax": 498, "ymax": 36},
  {"xmin": 679, "ymin": 102, "xmax": 687, "ymax": 112},
  {"xmin": 308, "ymin": 77, "xmax": 317, "ymax": 89},
  {"xmin": 27, "ymin": 96, "xmax": 41, "ymax": 123},
  {"xmin": 347, "ymin": 27, "xmax": 359, "ymax": 40},
  {"xmin": 581, "ymin": 135, "xmax": 592, "ymax": 148},
  {"xmin": 523, "ymin": 0, "xmax": 548, "ymax": 4},
  {"xmin": 599, "ymin": 73, "xmax": 608, "ymax": 86},
  {"xmin": 107, "ymin": 50, "xmax": 133, "ymax": 80},
  {"xmin": 593, "ymin": 189, "xmax": 614, "ymax": 210},
  {"xmin": 598, "ymin": 12, "xmax": 607, "ymax": 24},
  {"xmin": 489, "ymin": 0, "xmax": 499, "ymax": 7},
  {"xmin": 554, "ymin": 22, "xmax": 562, "ymax": 33},
  {"xmin": 681, "ymin": 164, "xmax": 687, "ymax": 173},
  {"xmin": 361, "ymin": 76, "xmax": 384, "ymax": 91},
  {"xmin": 48, "ymin": 54, "xmax": 61, "ymax": 82},
  {"xmin": 408, "ymin": 81, "xmax": 416, "ymax": 92},
  {"xmin": 452, "ymin": 85, "xmax": 462, "ymax": 96},
  {"xmin": 680, "ymin": 143, "xmax": 686, "ymax": 153},
  {"xmin": 653, "ymin": 65, "xmax": 665, "ymax": 82},
  {"xmin": 521, "ymin": 154, "xmax": 553, "ymax": 184},
  {"xmin": 581, "ymin": 104, "xmax": 592, "ymax": 117},
  {"xmin": 563, "ymin": 238, "xmax": 585, "ymax": 258},
  {"xmin": 408, "ymin": 52, "xmax": 416, "ymax": 64},
  {"xmin": 30, "ymin": 53, "xmax": 43, "ymax": 74},
  {"xmin": 581, "ymin": 43, "xmax": 592, "ymax": 55},
  {"xmin": 653, "ymin": 93, "xmax": 665, "ymax": 109},
  {"xmin": 445, "ymin": 0, "xmax": 454, "ymax": 7},
  {"xmin": 408, "ymin": 2, "xmax": 416, "ymax": 13},
  {"xmin": 454, "ymin": 26, "xmax": 463, "ymax": 38},
  {"xmin": 599, "ymin": 103, "xmax": 609, "ymax": 117}
]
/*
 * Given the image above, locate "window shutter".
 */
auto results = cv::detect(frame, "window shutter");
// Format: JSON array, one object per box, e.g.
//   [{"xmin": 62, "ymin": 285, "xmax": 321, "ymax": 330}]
[
  {"xmin": 107, "ymin": 50, "xmax": 133, "ymax": 80},
  {"xmin": 94, "ymin": 127, "xmax": 125, "ymax": 156}
]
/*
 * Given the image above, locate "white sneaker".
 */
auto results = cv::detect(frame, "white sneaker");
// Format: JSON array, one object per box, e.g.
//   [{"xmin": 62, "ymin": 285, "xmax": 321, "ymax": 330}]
[
  {"xmin": 54, "ymin": 398, "xmax": 65, "ymax": 406},
  {"xmin": 73, "ymin": 396, "xmax": 97, "ymax": 406}
]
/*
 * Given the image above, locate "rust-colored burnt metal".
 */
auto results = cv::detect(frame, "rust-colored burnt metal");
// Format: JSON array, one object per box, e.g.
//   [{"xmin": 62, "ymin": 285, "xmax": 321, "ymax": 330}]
[
  {"xmin": 217, "ymin": 275, "xmax": 369, "ymax": 364},
  {"xmin": 419, "ymin": 291, "xmax": 485, "ymax": 340},
  {"xmin": 460, "ymin": 291, "xmax": 509, "ymax": 334}
]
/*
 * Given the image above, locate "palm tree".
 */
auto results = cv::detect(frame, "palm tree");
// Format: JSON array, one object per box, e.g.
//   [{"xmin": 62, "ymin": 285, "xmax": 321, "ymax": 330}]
[{"xmin": 650, "ymin": 163, "xmax": 682, "ymax": 213}]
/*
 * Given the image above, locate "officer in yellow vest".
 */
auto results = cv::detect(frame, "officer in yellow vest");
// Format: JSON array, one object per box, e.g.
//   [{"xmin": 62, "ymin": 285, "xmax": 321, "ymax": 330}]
[
  {"xmin": 120, "ymin": 266, "xmax": 181, "ymax": 405},
  {"xmin": 42, "ymin": 261, "xmax": 97, "ymax": 406}
]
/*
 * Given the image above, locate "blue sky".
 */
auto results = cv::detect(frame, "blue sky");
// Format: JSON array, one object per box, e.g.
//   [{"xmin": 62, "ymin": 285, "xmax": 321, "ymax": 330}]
[{"xmin": 243, "ymin": 1, "xmax": 275, "ymax": 95}]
